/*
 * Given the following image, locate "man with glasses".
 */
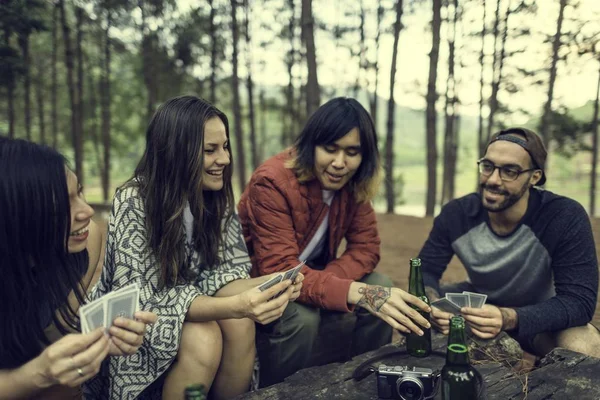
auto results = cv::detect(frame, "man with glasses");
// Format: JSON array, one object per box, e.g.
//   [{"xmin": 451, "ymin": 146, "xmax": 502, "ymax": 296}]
[{"xmin": 418, "ymin": 127, "xmax": 600, "ymax": 359}]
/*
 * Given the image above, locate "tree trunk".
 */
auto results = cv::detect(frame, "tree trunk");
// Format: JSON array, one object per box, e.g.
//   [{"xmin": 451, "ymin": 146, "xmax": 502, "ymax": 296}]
[
  {"xmin": 425, "ymin": 0, "xmax": 442, "ymax": 217},
  {"xmin": 384, "ymin": 0, "xmax": 404, "ymax": 214},
  {"xmin": 35, "ymin": 62, "xmax": 46, "ymax": 144},
  {"xmin": 369, "ymin": 1, "xmax": 383, "ymax": 126},
  {"xmin": 18, "ymin": 32, "xmax": 31, "ymax": 140},
  {"xmin": 76, "ymin": 7, "xmax": 85, "ymax": 164},
  {"xmin": 539, "ymin": 0, "xmax": 567, "ymax": 150},
  {"xmin": 244, "ymin": 0, "xmax": 258, "ymax": 169},
  {"xmin": 486, "ymin": 0, "xmax": 511, "ymax": 144},
  {"xmin": 208, "ymin": 0, "xmax": 217, "ymax": 105},
  {"xmin": 51, "ymin": 3, "xmax": 58, "ymax": 148},
  {"xmin": 231, "ymin": 0, "xmax": 247, "ymax": 192},
  {"xmin": 353, "ymin": 0, "xmax": 366, "ymax": 98},
  {"xmin": 301, "ymin": 0, "xmax": 320, "ymax": 117},
  {"xmin": 442, "ymin": 0, "xmax": 458, "ymax": 206},
  {"xmin": 59, "ymin": 0, "xmax": 83, "ymax": 181},
  {"xmin": 100, "ymin": 11, "xmax": 112, "ymax": 202},
  {"xmin": 477, "ymin": 0, "xmax": 486, "ymax": 159},
  {"xmin": 590, "ymin": 61, "xmax": 600, "ymax": 216},
  {"xmin": 5, "ymin": 29, "xmax": 15, "ymax": 139},
  {"xmin": 140, "ymin": 1, "xmax": 156, "ymax": 122},
  {"xmin": 259, "ymin": 89, "xmax": 266, "ymax": 163},
  {"xmin": 283, "ymin": 0, "xmax": 296, "ymax": 147},
  {"xmin": 86, "ymin": 54, "xmax": 102, "ymax": 182}
]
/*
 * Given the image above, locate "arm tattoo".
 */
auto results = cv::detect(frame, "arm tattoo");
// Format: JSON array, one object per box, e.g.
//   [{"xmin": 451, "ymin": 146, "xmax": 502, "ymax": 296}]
[
  {"xmin": 357, "ymin": 285, "xmax": 391, "ymax": 312},
  {"xmin": 425, "ymin": 286, "xmax": 440, "ymax": 301},
  {"xmin": 500, "ymin": 307, "xmax": 518, "ymax": 331}
]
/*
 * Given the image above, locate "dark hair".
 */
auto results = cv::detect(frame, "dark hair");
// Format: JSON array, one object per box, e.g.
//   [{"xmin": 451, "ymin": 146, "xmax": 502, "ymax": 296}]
[
  {"xmin": 290, "ymin": 97, "xmax": 381, "ymax": 202},
  {"xmin": 0, "ymin": 137, "xmax": 88, "ymax": 368},
  {"xmin": 127, "ymin": 95, "xmax": 235, "ymax": 288}
]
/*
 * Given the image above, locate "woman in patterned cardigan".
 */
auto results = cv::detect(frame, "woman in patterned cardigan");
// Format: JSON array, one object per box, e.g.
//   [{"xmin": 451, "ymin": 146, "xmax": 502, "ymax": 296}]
[{"xmin": 85, "ymin": 96, "xmax": 303, "ymax": 400}]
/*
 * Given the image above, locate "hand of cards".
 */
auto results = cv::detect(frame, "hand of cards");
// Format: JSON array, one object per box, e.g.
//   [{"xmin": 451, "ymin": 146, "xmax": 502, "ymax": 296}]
[
  {"xmin": 79, "ymin": 283, "xmax": 140, "ymax": 334},
  {"xmin": 257, "ymin": 260, "xmax": 305, "ymax": 296},
  {"xmin": 431, "ymin": 291, "xmax": 488, "ymax": 315}
]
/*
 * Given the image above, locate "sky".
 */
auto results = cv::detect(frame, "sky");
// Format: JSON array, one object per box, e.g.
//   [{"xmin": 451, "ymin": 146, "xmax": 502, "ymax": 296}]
[{"xmin": 242, "ymin": 0, "xmax": 600, "ymax": 124}]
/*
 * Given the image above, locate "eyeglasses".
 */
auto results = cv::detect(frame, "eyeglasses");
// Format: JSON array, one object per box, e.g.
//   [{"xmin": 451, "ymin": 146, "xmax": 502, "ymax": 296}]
[{"xmin": 477, "ymin": 159, "xmax": 538, "ymax": 182}]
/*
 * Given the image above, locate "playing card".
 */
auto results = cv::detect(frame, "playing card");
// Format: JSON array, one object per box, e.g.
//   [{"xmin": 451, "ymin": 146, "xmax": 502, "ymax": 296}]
[
  {"xmin": 105, "ymin": 288, "xmax": 139, "ymax": 327},
  {"xmin": 80, "ymin": 300, "xmax": 105, "ymax": 334},
  {"xmin": 463, "ymin": 291, "xmax": 487, "ymax": 308},
  {"xmin": 431, "ymin": 298, "xmax": 462, "ymax": 315},
  {"xmin": 258, "ymin": 274, "xmax": 284, "ymax": 292},
  {"xmin": 283, "ymin": 260, "xmax": 306, "ymax": 282},
  {"xmin": 446, "ymin": 293, "xmax": 469, "ymax": 308}
]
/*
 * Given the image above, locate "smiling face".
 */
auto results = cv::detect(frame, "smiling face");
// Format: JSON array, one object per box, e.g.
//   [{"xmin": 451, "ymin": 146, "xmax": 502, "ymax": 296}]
[
  {"xmin": 66, "ymin": 169, "xmax": 94, "ymax": 253},
  {"xmin": 313, "ymin": 127, "xmax": 363, "ymax": 191},
  {"xmin": 202, "ymin": 117, "xmax": 231, "ymax": 191},
  {"xmin": 480, "ymin": 139, "xmax": 541, "ymax": 213}
]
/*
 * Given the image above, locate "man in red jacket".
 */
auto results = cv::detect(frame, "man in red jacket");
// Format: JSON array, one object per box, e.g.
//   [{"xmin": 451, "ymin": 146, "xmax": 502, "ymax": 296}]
[{"xmin": 238, "ymin": 97, "xmax": 431, "ymax": 386}]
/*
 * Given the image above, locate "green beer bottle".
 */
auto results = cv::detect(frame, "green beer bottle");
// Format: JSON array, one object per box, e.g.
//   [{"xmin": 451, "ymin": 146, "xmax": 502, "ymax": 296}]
[
  {"xmin": 406, "ymin": 257, "xmax": 431, "ymax": 357},
  {"xmin": 441, "ymin": 316, "xmax": 477, "ymax": 400},
  {"xmin": 184, "ymin": 384, "xmax": 207, "ymax": 400}
]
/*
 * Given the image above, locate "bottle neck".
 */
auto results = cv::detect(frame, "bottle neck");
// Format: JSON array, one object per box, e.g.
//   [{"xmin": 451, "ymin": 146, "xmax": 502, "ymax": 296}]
[
  {"xmin": 446, "ymin": 343, "xmax": 470, "ymax": 366},
  {"xmin": 408, "ymin": 264, "xmax": 426, "ymax": 297}
]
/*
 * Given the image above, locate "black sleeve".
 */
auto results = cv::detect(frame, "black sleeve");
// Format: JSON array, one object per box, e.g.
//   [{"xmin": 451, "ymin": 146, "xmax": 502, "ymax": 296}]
[
  {"xmin": 514, "ymin": 201, "xmax": 598, "ymax": 342},
  {"xmin": 418, "ymin": 202, "xmax": 458, "ymax": 294}
]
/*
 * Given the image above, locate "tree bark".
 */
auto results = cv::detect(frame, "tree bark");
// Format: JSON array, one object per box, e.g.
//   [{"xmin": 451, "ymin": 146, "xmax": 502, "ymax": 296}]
[
  {"xmin": 231, "ymin": 0, "xmax": 247, "ymax": 192},
  {"xmin": 590, "ymin": 61, "xmax": 600, "ymax": 216},
  {"xmin": 283, "ymin": 0, "xmax": 296, "ymax": 147},
  {"xmin": 76, "ymin": 7, "xmax": 84, "ymax": 162},
  {"xmin": 4, "ymin": 29, "xmax": 15, "ymax": 139},
  {"xmin": 244, "ymin": 0, "xmax": 258, "ymax": 170},
  {"xmin": 59, "ymin": 0, "xmax": 83, "ymax": 181},
  {"xmin": 425, "ymin": 0, "xmax": 442, "ymax": 217},
  {"xmin": 477, "ymin": 0, "xmax": 486, "ymax": 159},
  {"xmin": 353, "ymin": 0, "xmax": 366, "ymax": 98},
  {"xmin": 539, "ymin": 0, "xmax": 567, "ymax": 150},
  {"xmin": 384, "ymin": 0, "xmax": 404, "ymax": 214},
  {"xmin": 51, "ymin": 3, "xmax": 58, "ymax": 148},
  {"xmin": 100, "ymin": 11, "xmax": 112, "ymax": 202},
  {"xmin": 259, "ymin": 89, "xmax": 266, "ymax": 163},
  {"xmin": 18, "ymin": 31, "xmax": 31, "ymax": 140},
  {"xmin": 369, "ymin": 0, "xmax": 383, "ymax": 125},
  {"xmin": 208, "ymin": 0, "xmax": 217, "ymax": 105},
  {"xmin": 35, "ymin": 62, "xmax": 46, "ymax": 144},
  {"xmin": 301, "ymin": 0, "xmax": 320, "ymax": 117}
]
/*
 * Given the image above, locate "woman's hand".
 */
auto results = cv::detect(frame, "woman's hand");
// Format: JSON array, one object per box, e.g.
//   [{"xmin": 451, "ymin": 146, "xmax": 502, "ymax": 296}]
[
  {"xmin": 33, "ymin": 328, "xmax": 109, "ymax": 389},
  {"xmin": 108, "ymin": 311, "xmax": 158, "ymax": 356},
  {"xmin": 237, "ymin": 279, "xmax": 294, "ymax": 324}
]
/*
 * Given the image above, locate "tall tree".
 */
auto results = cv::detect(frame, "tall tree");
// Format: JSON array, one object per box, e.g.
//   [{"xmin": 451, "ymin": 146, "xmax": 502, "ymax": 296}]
[
  {"xmin": 539, "ymin": 0, "xmax": 567, "ymax": 150},
  {"xmin": 425, "ymin": 0, "xmax": 442, "ymax": 216},
  {"xmin": 591, "ymin": 61, "xmax": 600, "ymax": 216},
  {"xmin": 59, "ymin": 0, "xmax": 83, "ymax": 182},
  {"xmin": 18, "ymin": 24, "xmax": 31, "ymax": 140},
  {"xmin": 208, "ymin": 0, "xmax": 217, "ymax": 105},
  {"xmin": 384, "ymin": 0, "xmax": 403, "ymax": 214},
  {"xmin": 244, "ymin": 0, "xmax": 258, "ymax": 169},
  {"xmin": 282, "ymin": 0, "xmax": 297, "ymax": 147},
  {"xmin": 301, "ymin": 0, "xmax": 320, "ymax": 116},
  {"xmin": 353, "ymin": 0, "xmax": 366, "ymax": 98},
  {"xmin": 1, "ymin": 29, "xmax": 18, "ymax": 138},
  {"xmin": 35, "ymin": 60, "xmax": 45, "ymax": 144},
  {"xmin": 99, "ymin": 7, "xmax": 112, "ymax": 202},
  {"xmin": 75, "ymin": 7, "xmax": 84, "ymax": 159},
  {"xmin": 51, "ymin": 2, "xmax": 58, "ymax": 148},
  {"xmin": 231, "ymin": 0, "xmax": 246, "ymax": 191},
  {"xmin": 477, "ymin": 0, "xmax": 487, "ymax": 158},
  {"xmin": 369, "ymin": 0, "xmax": 383, "ymax": 125}
]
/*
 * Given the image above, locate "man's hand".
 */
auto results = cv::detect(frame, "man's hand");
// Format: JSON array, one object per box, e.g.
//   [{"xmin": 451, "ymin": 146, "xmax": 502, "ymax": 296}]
[
  {"xmin": 461, "ymin": 304, "xmax": 518, "ymax": 339},
  {"xmin": 430, "ymin": 306, "xmax": 453, "ymax": 335},
  {"xmin": 352, "ymin": 284, "xmax": 431, "ymax": 335}
]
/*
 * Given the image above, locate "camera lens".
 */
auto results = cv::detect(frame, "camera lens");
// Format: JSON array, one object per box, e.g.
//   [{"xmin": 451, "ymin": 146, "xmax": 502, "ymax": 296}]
[{"xmin": 396, "ymin": 377, "xmax": 424, "ymax": 400}]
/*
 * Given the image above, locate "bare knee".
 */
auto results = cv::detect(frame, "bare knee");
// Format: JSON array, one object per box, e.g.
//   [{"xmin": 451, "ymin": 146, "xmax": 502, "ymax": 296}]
[
  {"xmin": 555, "ymin": 324, "xmax": 600, "ymax": 357},
  {"xmin": 217, "ymin": 318, "xmax": 255, "ymax": 350},
  {"xmin": 178, "ymin": 321, "xmax": 223, "ymax": 371}
]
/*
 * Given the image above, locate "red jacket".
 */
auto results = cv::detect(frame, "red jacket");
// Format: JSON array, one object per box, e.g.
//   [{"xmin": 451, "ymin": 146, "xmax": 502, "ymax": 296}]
[{"xmin": 238, "ymin": 150, "xmax": 381, "ymax": 312}]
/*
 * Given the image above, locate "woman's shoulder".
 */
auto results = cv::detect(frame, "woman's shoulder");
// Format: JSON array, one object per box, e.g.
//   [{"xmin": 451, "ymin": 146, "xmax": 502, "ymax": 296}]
[{"xmin": 84, "ymin": 219, "xmax": 105, "ymax": 290}]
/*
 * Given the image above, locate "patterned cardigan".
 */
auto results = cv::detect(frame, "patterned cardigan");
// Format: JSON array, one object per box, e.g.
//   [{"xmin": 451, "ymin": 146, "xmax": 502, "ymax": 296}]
[{"xmin": 83, "ymin": 186, "xmax": 252, "ymax": 399}]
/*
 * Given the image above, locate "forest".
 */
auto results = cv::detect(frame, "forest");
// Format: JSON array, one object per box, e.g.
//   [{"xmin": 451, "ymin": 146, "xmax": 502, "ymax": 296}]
[{"xmin": 1, "ymin": 0, "xmax": 599, "ymax": 216}]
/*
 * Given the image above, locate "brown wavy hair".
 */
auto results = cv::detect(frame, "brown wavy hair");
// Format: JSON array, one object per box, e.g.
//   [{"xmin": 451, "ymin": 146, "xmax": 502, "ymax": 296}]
[
  {"xmin": 287, "ymin": 97, "xmax": 381, "ymax": 203},
  {"xmin": 125, "ymin": 96, "xmax": 234, "ymax": 288}
]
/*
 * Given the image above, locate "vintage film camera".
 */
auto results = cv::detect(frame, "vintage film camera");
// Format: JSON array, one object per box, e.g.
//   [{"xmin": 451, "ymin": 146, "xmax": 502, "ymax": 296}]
[{"xmin": 376, "ymin": 365, "xmax": 435, "ymax": 400}]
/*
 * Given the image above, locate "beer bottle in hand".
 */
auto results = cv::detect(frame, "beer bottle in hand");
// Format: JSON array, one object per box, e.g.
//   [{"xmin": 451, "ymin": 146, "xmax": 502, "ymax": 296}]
[
  {"xmin": 406, "ymin": 257, "xmax": 431, "ymax": 357},
  {"xmin": 184, "ymin": 384, "xmax": 207, "ymax": 400},
  {"xmin": 442, "ymin": 316, "xmax": 477, "ymax": 400}
]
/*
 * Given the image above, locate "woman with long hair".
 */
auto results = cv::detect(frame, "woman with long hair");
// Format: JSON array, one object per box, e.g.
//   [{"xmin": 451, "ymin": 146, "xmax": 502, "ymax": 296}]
[
  {"xmin": 0, "ymin": 137, "xmax": 156, "ymax": 399},
  {"xmin": 85, "ymin": 95, "xmax": 302, "ymax": 399}
]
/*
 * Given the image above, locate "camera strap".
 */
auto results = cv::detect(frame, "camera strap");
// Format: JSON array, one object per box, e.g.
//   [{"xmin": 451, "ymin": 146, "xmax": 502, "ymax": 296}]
[{"xmin": 351, "ymin": 348, "xmax": 487, "ymax": 399}]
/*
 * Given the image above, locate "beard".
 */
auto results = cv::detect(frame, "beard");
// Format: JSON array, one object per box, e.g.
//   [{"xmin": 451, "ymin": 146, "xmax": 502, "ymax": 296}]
[{"xmin": 480, "ymin": 181, "xmax": 529, "ymax": 213}]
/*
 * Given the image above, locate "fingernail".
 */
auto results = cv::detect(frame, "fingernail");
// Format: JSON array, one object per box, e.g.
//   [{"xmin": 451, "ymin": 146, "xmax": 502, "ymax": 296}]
[{"xmin": 426, "ymin": 323, "xmax": 431, "ymax": 329}]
